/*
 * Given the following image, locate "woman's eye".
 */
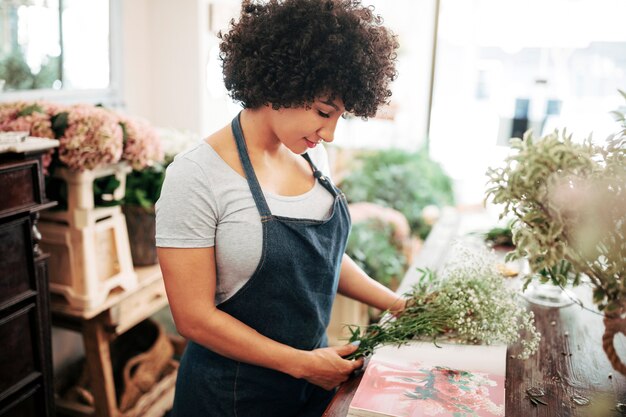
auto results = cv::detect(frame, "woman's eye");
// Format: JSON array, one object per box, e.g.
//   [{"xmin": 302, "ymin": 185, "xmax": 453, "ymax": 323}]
[{"xmin": 317, "ymin": 110, "xmax": 330, "ymax": 118}]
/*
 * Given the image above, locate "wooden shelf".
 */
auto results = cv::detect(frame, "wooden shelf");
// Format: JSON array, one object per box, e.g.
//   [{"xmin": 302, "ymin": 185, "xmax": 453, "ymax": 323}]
[
  {"xmin": 55, "ymin": 365, "xmax": 177, "ymax": 417},
  {"xmin": 51, "ymin": 265, "xmax": 179, "ymax": 417}
]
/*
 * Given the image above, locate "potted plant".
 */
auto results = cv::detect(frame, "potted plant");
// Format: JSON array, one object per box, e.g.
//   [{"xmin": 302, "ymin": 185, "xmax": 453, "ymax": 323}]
[
  {"xmin": 484, "ymin": 92, "xmax": 625, "ymax": 373},
  {"xmin": 122, "ymin": 161, "xmax": 167, "ymax": 266}
]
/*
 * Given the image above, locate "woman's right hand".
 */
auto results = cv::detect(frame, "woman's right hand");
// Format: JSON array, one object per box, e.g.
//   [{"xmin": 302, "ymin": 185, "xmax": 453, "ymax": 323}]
[{"xmin": 297, "ymin": 344, "xmax": 364, "ymax": 390}]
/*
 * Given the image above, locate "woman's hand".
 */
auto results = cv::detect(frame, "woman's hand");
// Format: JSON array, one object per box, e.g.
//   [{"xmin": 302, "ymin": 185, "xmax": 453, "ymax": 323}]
[{"xmin": 297, "ymin": 344, "xmax": 364, "ymax": 390}]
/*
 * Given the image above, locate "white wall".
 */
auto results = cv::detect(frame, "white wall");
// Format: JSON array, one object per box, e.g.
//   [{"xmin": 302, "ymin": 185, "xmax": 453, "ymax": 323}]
[{"xmin": 122, "ymin": 0, "xmax": 240, "ymax": 136}]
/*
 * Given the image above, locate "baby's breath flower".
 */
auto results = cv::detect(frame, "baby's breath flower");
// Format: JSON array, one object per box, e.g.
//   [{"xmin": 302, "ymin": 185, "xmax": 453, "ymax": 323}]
[{"xmin": 347, "ymin": 244, "xmax": 541, "ymax": 360}]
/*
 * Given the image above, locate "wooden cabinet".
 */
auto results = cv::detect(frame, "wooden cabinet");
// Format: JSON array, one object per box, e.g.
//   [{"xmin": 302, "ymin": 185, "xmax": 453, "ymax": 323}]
[{"xmin": 0, "ymin": 142, "xmax": 58, "ymax": 417}]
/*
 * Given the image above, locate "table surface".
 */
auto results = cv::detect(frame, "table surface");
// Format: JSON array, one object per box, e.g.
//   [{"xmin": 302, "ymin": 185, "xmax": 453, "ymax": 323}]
[{"xmin": 323, "ymin": 208, "xmax": 626, "ymax": 417}]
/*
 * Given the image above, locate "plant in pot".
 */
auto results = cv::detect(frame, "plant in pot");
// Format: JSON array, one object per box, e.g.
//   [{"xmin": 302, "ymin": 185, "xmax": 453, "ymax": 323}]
[
  {"xmin": 122, "ymin": 160, "xmax": 168, "ymax": 266},
  {"xmin": 484, "ymin": 92, "xmax": 625, "ymax": 374}
]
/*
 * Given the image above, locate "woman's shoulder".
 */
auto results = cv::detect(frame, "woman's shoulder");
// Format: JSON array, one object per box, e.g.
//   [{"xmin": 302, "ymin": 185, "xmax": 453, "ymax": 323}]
[{"xmin": 168, "ymin": 136, "xmax": 234, "ymax": 179}]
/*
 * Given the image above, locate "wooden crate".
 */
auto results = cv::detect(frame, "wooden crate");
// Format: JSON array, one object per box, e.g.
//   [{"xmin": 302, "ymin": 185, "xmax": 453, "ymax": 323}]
[
  {"xmin": 39, "ymin": 212, "xmax": 137, "ymax": 310},
  {"xmin": 40, "ymin": 163, "xmax": 137, "ymax": 310}
]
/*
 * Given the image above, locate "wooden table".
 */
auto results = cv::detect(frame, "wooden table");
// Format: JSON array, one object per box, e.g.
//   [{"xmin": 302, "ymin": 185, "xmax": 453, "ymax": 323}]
[
  {"xmin": 50, "ymin": 265, "xmax": 179, "ymax": 417},
  {"xmin": 324, "ymin": 208, "xmax": 626, "ymax": 417}
]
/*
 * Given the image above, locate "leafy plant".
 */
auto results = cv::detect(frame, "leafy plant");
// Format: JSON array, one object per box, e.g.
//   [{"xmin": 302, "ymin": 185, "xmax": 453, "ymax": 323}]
[
  {"xmin": 0, "ymin": 50, "xmax": 60, "ymax": 91},
  {"xmin": 485, "ymin": 91, "xmax": 626, "ymax": 312},
  {"xmin": 340, "ymin": 149, "xmax": 454, "ymax": 239},
  {"xmin": 345, "ymin": 219, "xmax": 407, "ymax": 289},
  {"xmin": 482, "ymin": 221, "xmax": 514, "ymax": 248},
  {"xmin": 124, "ymin": 158, "xmax": 171, "ymax": 209}
]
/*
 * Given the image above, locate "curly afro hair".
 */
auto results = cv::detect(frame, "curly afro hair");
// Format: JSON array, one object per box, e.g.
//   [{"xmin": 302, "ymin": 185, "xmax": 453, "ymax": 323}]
[{"xmin": 219, "ymin": 0, "xmax": 399, "ymax": 118}]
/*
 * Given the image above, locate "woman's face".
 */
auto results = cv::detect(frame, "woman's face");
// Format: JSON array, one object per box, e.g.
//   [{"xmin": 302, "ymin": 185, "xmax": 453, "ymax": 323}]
[{"xmin": 268, "ymin": 98, "xmax": 346, "ymax": 154}]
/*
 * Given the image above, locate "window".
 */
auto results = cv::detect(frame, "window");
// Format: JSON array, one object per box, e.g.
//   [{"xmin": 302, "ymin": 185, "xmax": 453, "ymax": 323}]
[
  {"xmin": 0, "ymin": 0, "xmax": 120, "ymax": 104},
  {"xmin": 428, "ymin": 0, "xmax": 626, "ymax": 204}
]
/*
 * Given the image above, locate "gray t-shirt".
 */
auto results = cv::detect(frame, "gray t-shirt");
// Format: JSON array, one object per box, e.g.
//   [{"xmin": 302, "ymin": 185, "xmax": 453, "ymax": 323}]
[{"xmin": 155, "ymin": 142, "xmax": 335, "ymax": 304}]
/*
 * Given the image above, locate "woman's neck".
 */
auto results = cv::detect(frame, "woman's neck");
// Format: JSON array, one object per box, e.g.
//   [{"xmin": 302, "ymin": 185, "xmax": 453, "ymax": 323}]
[{"xmin": 239, "ymin": 108, "xmax": 283, "ymax": 156}]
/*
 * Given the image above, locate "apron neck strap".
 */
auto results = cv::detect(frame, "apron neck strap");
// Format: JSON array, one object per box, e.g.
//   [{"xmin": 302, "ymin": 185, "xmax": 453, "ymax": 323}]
[
  {"xmin": 301, "ymin": 153, "xmax": 339, "ymax": 197},
  {"xmin": 231, "ymin": 112, "xmax": 272, "ymax": 217}
]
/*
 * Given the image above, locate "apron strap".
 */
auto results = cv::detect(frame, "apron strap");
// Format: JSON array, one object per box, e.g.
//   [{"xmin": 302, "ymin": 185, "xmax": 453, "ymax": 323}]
[
  {"xmin": 231, "ymin": 112, "xmax": 272, "ymax": 217},
  {"xmin": 301, "ymin": 153, "xmax": 339, "ymax": 198}
]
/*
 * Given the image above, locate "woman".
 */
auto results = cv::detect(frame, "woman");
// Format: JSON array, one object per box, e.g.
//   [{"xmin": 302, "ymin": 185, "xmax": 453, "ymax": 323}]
[{"xmin": 156, "ymin": 0, "xmax": 401, "ymax": 415}]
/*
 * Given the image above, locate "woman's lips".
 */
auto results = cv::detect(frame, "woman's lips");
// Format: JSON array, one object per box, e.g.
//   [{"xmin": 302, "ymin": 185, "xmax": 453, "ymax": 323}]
[{"xmin": 305, "ymin": 138, "xmax": 319, "ymax": 148}]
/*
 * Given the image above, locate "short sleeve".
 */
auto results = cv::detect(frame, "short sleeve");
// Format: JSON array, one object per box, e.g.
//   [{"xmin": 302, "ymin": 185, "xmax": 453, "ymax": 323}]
[{"xmin": 155, "ymin": 156, "xmax": 218, "ymax": 248}]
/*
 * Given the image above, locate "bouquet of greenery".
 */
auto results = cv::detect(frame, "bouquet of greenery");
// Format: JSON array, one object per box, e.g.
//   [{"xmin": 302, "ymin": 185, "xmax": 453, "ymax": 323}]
[{"xmin": 347, "ymin": 246, "xmax": 540, "ymax": 359}]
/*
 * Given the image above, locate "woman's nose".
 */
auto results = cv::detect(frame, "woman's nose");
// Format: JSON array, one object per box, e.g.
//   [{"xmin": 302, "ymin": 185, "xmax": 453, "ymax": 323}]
[{"xmin": 318, "ymin": 117, "xmax": 340, "ymax": 143}]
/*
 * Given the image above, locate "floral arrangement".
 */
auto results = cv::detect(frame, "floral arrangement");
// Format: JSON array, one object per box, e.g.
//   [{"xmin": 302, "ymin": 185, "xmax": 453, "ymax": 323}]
[
  {"xmin": 347, "ymin": 245, "xmax": 540, "ymax": 360},
  {"xmin": 0, "ymin": 100, "xmax": 163, "ymax": 172},
  {"xmin": 484, "ymin": 98, "xmax": 625, "ymax": 313},
  {"xmin": 119, "ymin": 114, "xmax": 163, "ymax": 170},
  {"xmin": 0, "ymin": 101, "xmax": 59, "ymax": 139},
  {"xmin": 57, "ymin": 104, "xmax": 124, "ymax": 171},
  {"xmin": 155, "ymin": 127, "xmax": 201, "ymax": 158}
]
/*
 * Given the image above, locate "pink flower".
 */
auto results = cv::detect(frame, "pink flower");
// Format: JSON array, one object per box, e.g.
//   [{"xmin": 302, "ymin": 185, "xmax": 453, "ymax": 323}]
[
  {"xmin": 117, "ymin": 113, "xmax": 163, "ymax": 170},
  {"xmin": 59, "ymin": 104, "xmax": 123, "ymax": 171},
  {"xmin": 0, "ymin": 101, "xmax": 61, "ymax": 139}
]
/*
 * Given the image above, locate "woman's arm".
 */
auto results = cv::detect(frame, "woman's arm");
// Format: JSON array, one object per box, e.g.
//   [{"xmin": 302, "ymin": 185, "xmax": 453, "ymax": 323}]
[
  {"xmin": 158, "ymin": 246, "xmax": 362, "ymax": 390},
  {"xmin": 337, "ymin": 254, "xmax": 407, "ymax": 315}
]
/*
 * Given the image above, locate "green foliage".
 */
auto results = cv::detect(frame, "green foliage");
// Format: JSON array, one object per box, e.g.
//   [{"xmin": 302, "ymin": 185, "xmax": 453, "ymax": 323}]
[
  {"xmin": 482, "ymin": 221, "xmax": 514, "ymax": 248},
  {"xmin": 18, "ymin": 104, "xmax": 44, "ymax": 117},
  {"xmin": 339, "ymin": 149, "xmax": 454, "ymax": 239},
  {"xmin": 485, "ymin": 101, "xmax": 626, "ymax": 312},
  {"xmin": 123, "ymin": 158, "xmax": 171, "ymax": 209},
  {"xmin": 345, "ymin": 219, "xmax": 407, "ymax": 288},
  {"xmin": 94, "ymin": 175, "xmax": 122, "ymax": 207},
  {"xmin": 0, "ymin": 50, "xmax": 60, "ymax": 91},
  {"xmin": 0, "ymin": 51, "xmax": 34, "ymax": 90},
  {"xmin": 51, "ymin": 112, "xmax": 69, "ymax": 138}
]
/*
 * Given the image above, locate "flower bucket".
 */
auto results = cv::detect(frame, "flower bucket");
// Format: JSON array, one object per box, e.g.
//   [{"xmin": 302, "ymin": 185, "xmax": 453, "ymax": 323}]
[{"xmin": 122, "ymin": 205, "xmax": 158, "ymax": 266}]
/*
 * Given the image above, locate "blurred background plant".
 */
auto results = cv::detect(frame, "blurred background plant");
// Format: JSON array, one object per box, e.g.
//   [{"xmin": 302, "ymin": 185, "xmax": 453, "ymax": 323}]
[
  {"xmin": 345, "ymin": 219, "xmax": 408, "ymax": 290},
  {"xmin": 0, "ymin": 50, "xmax": 61, "ymax": 91},
  {"xmin": 485, "ymin": 90, "xmax": 626, "ymax": 313},
  {"xmin": 481, "ymin": 220, "xmax": 515, "ymax": 249},
  {"xmin": 339, "ymin": 148, "xmax": 454, "ymax": 239}
]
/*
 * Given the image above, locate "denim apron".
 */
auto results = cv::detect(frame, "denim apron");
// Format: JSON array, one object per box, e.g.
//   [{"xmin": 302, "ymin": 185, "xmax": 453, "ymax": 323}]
[{"xmin": 170, "ymin": 113, "xmax": 351, "ymax": 417}]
